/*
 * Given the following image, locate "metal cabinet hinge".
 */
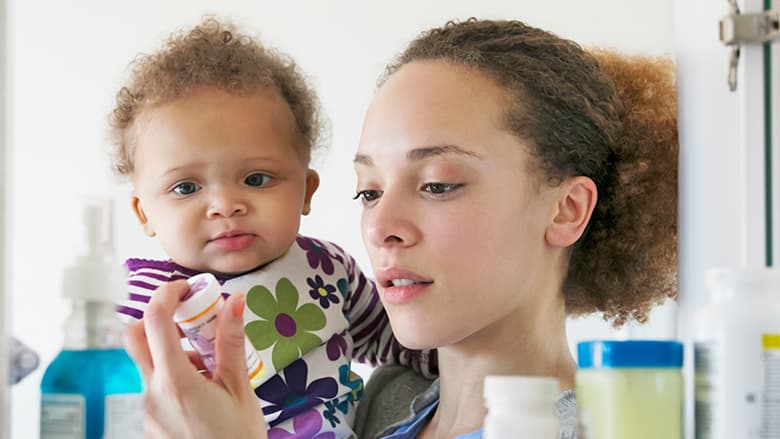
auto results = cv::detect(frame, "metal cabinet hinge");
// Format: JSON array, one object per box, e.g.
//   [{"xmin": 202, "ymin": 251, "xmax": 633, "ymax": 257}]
[{"xmin": 720, "ymin": 2, "xmax": 780, "ymax": 91}]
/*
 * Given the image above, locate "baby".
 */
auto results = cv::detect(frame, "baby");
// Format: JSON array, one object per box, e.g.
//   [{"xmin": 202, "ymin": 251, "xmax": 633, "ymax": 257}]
[{"xmin": 110, "ymin": 17, "xmax": 434, "ymax": 438}]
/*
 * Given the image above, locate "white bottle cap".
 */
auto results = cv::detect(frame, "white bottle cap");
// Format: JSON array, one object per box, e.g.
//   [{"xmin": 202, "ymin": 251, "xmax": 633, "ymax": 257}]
[
  {"xmin": 483, "ymin": 375, "xmax": 561, "ymax": 439},
  {"xmin": 174, "ymin": 273, "xmax": 223, "ymax": 323},
  {"xmin": 706, "ymin": 266, "xmax": 780, "ymax": 295},
  {"xmin": 484, "ymin": 375, "xmax": 560, "ymax": 405}
]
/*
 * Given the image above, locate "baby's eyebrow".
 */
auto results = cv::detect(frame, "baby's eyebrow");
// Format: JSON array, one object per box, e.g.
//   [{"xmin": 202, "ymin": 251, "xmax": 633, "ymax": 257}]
[
  {"xmin": 353, "ymin": 154, "xmax": 373, "ymax": 166},
  {"xmin": 162, "ymin": 165, "xmax": 195, "ymax": 177}
]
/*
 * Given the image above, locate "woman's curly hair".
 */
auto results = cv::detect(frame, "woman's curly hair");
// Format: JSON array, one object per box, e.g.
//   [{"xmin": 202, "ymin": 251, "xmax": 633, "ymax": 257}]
[
  {"xmin": 384, "ymin": 19, "xmax": 678, "ymax": 326},
  {"xmin": 109, "ymin": 17, "xmax": 323, "ymax": 175}
]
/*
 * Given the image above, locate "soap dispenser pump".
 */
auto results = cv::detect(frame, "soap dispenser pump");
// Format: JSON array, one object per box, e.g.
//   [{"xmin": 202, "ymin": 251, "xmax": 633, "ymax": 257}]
[{"xmin": 40, "ymin": 198, "xmax": 143, "ymax": 439}]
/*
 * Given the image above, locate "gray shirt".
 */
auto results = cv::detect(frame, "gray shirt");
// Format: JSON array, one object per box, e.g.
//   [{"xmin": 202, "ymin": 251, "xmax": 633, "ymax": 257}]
[{"xmin": 354, "ymin": 366, "xmax": 577, "ymax": 439}]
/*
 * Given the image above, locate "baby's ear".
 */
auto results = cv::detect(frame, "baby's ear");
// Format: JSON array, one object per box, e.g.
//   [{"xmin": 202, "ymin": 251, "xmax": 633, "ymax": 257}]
[
  {"xmin": 302, "ymin": 169, "xmax": 320, "ymax": 215},
  {"xmin": 544, "ymin": 176, "xmax": 597, "ymax": 248},
  {"xmin": 131, "ymin": 196, "xmax": 156, "ymax": 237}
]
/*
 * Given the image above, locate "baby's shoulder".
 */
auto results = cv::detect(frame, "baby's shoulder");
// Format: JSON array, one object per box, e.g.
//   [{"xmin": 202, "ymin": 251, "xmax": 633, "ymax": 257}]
[
  {"xmin": 291, "ymin": 234, "xmax": 357, "ymax": 271},
  {"xmin": 294, "ymin": 235, "xmax": 350, "ymax": 256},
  {"xmin": 125, "ymin": 257, "xmax": 198, "ymax": 283}
]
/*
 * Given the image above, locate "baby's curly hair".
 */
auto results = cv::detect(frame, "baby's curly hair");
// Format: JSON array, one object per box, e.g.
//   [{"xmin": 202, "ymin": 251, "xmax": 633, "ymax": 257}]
[
  {"xmin": 109, "ymin": 17, "xmax": 323, "ymax": 175},
  {"xmin": 385, "ymin": 19, "xmax": 678, "ymax": 326}
]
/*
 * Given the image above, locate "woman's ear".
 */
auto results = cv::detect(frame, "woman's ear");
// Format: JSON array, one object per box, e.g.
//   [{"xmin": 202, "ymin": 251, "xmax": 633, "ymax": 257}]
[
  {"xmin": 131, "ymin": 196, "xmax": 156, "ymax": 237},
  {"xmin": 545, "ymin": 176, "xmax": 598, "ymax": 248},
  {"xmin": 302, "ymin": 169, "xmax": 320, "ymax": 215}
]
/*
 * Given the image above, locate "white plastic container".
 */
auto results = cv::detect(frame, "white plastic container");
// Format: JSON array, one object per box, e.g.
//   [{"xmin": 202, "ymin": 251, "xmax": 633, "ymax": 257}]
[
  {"xmin": 694, "ymin": 267, "xmax": 780, "ymax": 439},
  {"xmin": 483, "ymin": 375, "xmax": 560, "ymax": 439},
  {"xmin": 174, "ymin": 273, "xmax": 264, "ymax": 389}
]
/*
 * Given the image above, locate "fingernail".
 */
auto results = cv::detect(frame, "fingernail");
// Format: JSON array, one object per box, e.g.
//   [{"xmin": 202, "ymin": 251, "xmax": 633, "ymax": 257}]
[{"xmin": 231, "ymin": 293, "xmax": 245, "ymax": 318}]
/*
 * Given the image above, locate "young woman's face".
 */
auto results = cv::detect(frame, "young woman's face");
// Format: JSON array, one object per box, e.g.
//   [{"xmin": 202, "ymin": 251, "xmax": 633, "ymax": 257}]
[{"xmin": 355, "ymin": 61, "xmax": 562, "ymax": 349}]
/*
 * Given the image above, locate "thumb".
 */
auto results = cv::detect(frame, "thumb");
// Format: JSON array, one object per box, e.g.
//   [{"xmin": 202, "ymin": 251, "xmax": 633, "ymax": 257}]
[{"xmin": 214, "ymin": 292, "xmax": 255, "ymax": 398}]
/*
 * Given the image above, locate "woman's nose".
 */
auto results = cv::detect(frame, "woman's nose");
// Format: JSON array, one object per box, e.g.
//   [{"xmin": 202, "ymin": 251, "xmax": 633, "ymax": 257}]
[
  {"xmin": 363, "ymin": 193, "xmax": 420, "ymax": 249},
  {"xmin": 206, "ymin": 189, "xmax": 248, "ymax": 218}
]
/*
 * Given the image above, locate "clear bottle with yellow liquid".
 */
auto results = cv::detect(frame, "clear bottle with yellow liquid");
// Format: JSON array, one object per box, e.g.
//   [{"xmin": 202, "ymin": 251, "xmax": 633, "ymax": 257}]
[{"xmin": 576, "ymin": 340, "xmax": 683, "ymax": 439}]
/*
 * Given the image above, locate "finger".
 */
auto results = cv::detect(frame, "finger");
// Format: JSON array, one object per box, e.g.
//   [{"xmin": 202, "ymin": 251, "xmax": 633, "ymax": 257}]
[
  {"xmin": 123, "ymin": 320, "xmax": 153, "ymax": 381},
  {"xmin": 143, "ymin": 280, "xmax": 193, "ymax": 379},
  {"xmin": 214, "ymin": 292, "xmax": 254, "ymax": 398},
  {"xmin": 144, "ymin": 413, "xmax": 170, "ymax": 439},
  {"xmin": 142, "ymin": 394, "xmax": 160, "ymax": 439}
]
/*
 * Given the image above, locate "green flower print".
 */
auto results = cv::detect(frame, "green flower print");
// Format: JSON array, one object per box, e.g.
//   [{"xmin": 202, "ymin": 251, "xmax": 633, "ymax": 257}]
[{"xmin": 245, "ymin": 278, "xmax": 326, "ymax": 371}]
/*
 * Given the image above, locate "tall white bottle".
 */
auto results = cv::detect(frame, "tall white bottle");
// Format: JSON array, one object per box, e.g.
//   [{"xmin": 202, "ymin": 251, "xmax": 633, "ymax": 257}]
[{"xmin": 694, "ymin": 267, "xmax": 780, "ymax": 438}]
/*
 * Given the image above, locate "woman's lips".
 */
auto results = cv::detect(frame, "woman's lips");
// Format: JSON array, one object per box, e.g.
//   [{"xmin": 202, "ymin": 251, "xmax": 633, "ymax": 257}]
[
  {"xmin": 376, "ymin": 267, "xmax": 434, "ymax": 304},
  {"xmin": 382, "ymin": 282, "xmax": 432, "ymax": 304}
]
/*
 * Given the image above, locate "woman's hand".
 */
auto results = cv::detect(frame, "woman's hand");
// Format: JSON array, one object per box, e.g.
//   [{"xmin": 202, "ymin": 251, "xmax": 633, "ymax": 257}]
[{"xmin": 123, "ymin": 280, "xmax": 268, "ymax": 439}]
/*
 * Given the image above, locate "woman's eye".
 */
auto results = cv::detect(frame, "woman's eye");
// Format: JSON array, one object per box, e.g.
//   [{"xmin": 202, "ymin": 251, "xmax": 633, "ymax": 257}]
[
  {"xmin": 422, "ymin": 182, "xmax": 462, "ymax": 195},
  {"xmin": 245, "ymin": 173, "xmax": 270, "ymax": 187},
  {"xmin": 353, "ymin": 190, "xmax": 382, "ymax": 205},
  {"xmin": 172, "ymin": 182, "xmax": 200, "ymax": 196}
]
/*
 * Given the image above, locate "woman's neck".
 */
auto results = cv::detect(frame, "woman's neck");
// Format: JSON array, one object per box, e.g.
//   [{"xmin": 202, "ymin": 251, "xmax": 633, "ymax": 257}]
[{"xmin": 420, "ymin": 294, "xmax": 575, "ymax": 438}]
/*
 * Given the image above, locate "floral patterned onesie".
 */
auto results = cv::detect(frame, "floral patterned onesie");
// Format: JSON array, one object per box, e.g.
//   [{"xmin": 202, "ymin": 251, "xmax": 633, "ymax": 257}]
[{"xmin": 117, "ymin": 235, "xmax": 436, "ymax": 439}]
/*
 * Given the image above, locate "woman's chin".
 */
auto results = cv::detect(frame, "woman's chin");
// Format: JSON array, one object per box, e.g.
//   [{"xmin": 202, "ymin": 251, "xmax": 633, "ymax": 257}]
[
  {"xmin": 391, "ymin": 321, "xmax": 459, "ymax": 351},
  {"xmin": 395, "ymin": 335, "xmax": 433, "ymax": 351}
]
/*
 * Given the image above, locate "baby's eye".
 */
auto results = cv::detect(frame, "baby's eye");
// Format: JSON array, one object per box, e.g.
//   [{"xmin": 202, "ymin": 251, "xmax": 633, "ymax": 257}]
[
  {"xmin": 245, "ymin": 173, "xmax": 271, "ymax": 187},
  {"xmin": 173, "ymin": 182, "xmax": 201, "ymax": 196},
  {"xmin": 421, "ymin": 182, "xmax": 463, "ymax": 195},
  {"xmin": 353, "ymin": 190, "xmax": 383, "ymax": 206}
]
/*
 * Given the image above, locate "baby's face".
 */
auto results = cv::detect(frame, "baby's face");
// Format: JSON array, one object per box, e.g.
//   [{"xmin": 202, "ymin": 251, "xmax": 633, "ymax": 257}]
[{"xmin": 130, "ymin": 87, "xmax": 318, "ymax": 275}]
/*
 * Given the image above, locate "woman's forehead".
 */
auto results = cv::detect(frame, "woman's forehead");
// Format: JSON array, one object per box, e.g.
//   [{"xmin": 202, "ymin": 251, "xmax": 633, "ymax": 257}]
[
  {"xmin": 363, "ymin": 62, "xmax": 504, "ymax": 138},
  {"xmin": 372, "ymin": 61, "xmax": 506, "ymax": 116},
  {"xmin": 358, "ymin": 61, "xmax": 528, "ymax": 166}
]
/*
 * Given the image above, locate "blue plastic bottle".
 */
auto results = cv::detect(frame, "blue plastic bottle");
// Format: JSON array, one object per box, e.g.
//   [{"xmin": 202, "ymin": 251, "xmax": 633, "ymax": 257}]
[{"xmin": 40, "ymin": 200, "xmax": 143, "ymax": 439}]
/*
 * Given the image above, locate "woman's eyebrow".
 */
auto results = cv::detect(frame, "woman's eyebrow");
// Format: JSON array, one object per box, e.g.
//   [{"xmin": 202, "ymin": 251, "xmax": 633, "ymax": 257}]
[
  {"xmin": 353, "ymin": 144, "xmax": 482, "ymax": 167},
  {"xmin": 406, "ymin": 145, "xmax": 482, "ymax": 161}
]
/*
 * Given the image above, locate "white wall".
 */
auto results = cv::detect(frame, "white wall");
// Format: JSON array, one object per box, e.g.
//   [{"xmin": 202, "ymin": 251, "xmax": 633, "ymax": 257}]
[
  {"xmin": 1, "ymin": 0, "xmax": 9, "ymax": 436},
  {"xmin": 5, "ymin": 1, "xmax": 675, "ymax": 437}
]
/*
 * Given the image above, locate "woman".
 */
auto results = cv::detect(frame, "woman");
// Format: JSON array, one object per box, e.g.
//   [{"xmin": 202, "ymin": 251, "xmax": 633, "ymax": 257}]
[
  {"xmin": 350, "ymin": 18, "xmax": 676, "ymax": 438},
  {"xmin": 124, "ymin": 18, "xmax": 677, "ymax": 439}
]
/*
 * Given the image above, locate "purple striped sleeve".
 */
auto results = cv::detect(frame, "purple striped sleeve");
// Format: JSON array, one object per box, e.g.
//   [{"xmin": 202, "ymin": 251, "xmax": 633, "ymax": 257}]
[
  {"xmin": 346, "ymin": 271, "xmax": 368, "ymax": 314},
  {"xmin": 125, "ymin": 258, "xmax": 199, "ymax": 277},
  {"xmin": 349, "ymin": 284, "xmax": 380, "ymax": 330},
  {"xmin": 128, "ymin": 279, "xmax": 162, "ymax": 291},
  {"xmin": 130, "ymin": 271, "xmax": 172, "ymax": 283},
  {"xmin": 118, "ymin": 258, "xmax": 177, "ymax": 322},
  {"xmin": 128, "ymin": 293, "xmax": 151, "ymax": 303},
  {"xmin": 116, "ymin": 305, "xmax": 144, "ymax": 320},
  {"xmin": 352, "ymin": 308, "xmax": 386, "ymax": 347}
]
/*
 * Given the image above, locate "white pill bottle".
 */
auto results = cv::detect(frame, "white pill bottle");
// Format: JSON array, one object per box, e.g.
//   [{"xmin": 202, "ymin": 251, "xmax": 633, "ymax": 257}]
[
  {"xmin": 483, "ymin": 375, "xmax": 560, "ymax": 439},
  {"xmin": 694, "ymin": 267, "xmax": 780, "ymax": 439},
  {"xmin": 174, "ymin": 273, "xmax": 265, "ymax": 388}
]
